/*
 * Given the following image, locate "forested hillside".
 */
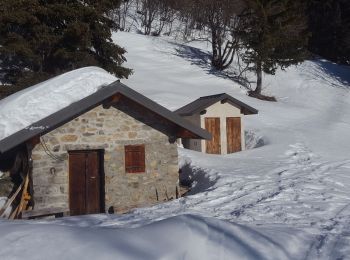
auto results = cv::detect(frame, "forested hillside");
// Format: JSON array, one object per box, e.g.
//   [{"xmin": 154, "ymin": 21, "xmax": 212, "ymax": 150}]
[
  {"xmin": 0, "ymin": 0, "xmax": 131, "ymax": 97},
  {"xmin": 1, "ymin": 0, "xmax": 349, "ymax": 99},
  {"xmin": 308, "ymin": 0, "xmax": 350, "ymax": 65}
]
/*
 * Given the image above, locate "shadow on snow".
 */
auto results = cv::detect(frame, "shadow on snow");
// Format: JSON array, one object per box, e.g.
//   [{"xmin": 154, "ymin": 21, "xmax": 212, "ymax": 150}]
[
  {"xmin": 179, "ymin": 161, "xmax": 218, "ymax": 195},
  {"xmin": 313, "ymin": 59, "xmax": 350, "ymax": 88},
  {"xmin": 168, "ymin": 41, "xmax": 252, "ymax": 89}
]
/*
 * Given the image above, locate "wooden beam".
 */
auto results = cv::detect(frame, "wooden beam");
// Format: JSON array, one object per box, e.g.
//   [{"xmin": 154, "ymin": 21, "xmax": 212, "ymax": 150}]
[
  {"xmin": 177, "ymin": 128, "xmax": 196, "ymax": 138},
  {"xmin": 102, "ymin": 93, "xmax": 122, "ymax": 109},
  {"xmin": 22, "ymin": 207, "xmax": 69, "ymax": 219},
  {"xmin": 0, "ymin": 183, "xmax": 23, "ymax": 217},
  {"xmin": 27, "ymin": 136, "xmax": 40, "ymax": 149},
  {"xmin": 14, "ymin": 173, "xmax": 30, "ymax": 219}
]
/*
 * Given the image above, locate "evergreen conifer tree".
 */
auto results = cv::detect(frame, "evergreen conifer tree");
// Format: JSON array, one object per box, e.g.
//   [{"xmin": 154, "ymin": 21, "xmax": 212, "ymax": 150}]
[
  {"xmin": 0, "ymin": 0, "xmax": 131, "ymax": 95},
  {"xmin": 238, "ymin": 0, "xmax": 309, "ymax": 96},
  {"xmin": 307, "ymin": 0, "xmax": 350, "ymax": 65}
]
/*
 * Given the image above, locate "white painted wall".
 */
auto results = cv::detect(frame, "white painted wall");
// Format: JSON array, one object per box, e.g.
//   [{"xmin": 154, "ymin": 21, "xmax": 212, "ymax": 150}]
[
  {"xmin": 199, "ymin": 101, "xmax": 245, "ymax": 154},
  {"xmin": 179, "ymin": 101, "xmax": 246, "ymax": 155}
]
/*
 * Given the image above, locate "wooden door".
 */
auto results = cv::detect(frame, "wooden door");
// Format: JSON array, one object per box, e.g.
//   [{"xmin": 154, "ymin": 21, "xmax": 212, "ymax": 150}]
[
  {"xmin": 226, "ymin": 117, "xmax": 241, "ymax": 153},
  {"xmin": 69, "ymin": 150, "xmax": 103, "ymax": 216},
  {"xmin": 205, "ymin": 117, "xmax": 221, "ymax": 154}
]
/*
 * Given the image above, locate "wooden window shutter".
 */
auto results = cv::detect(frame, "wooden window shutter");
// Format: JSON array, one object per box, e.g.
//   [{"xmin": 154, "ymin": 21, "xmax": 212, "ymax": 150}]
[{"xmin": 125, "ymin": 144, "xmax": 145, "ymax": 173}]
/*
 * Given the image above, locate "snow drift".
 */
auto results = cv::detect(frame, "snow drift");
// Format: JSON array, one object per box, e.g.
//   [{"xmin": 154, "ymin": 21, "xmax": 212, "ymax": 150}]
[{"xmin": 0, "ymin": 214, "xmax": 310, "ymax": 260}]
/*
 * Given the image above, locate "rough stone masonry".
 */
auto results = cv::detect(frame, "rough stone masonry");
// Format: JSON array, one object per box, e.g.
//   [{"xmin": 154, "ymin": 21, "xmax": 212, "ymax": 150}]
[{"xmin": 31, "ymin": 103, "xmax": 179, "ymax": 213}]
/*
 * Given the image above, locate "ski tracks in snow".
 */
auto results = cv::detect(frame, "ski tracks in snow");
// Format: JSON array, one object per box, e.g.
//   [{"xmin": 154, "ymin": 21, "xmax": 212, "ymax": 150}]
[
  {"xmin": 141, "ymin": 143, "xmax": 350, "ymax": 231},
  {"xmin": 206, "ymin": 142, "xmax": 350, "ymax": 259},
  {"xmin": 96, "ymin": 143, "xmax": 350, "ymax": 258},
  {"xmin": 305, "ymin": 201, "xmax": 350, "ymax": 260},
  {"xmin": 229, "ymin": 143, "xmax": 350, "ymax": 223},
  {"xmin": 179, "ymin": 143, "xmax": 350, "ymax": 259}
]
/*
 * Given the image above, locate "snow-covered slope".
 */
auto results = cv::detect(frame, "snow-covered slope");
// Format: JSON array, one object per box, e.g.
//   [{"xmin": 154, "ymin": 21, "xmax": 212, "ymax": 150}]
[
  {"xmin": 0, "ymin": 67, "xmax": 116, "ymax": 140},
  {"xmin": 1, "ymin": 31, "xmax": 350, "ymax": 259},
  {"xmin": 114, "ymin": 32, "xmax": 350, "ymax": 160}
]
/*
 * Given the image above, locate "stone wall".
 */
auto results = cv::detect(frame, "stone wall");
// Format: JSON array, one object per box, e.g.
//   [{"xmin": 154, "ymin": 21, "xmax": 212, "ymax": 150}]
[{"xmin": 31, "ymin": 104, "xmax": 179, "ymax": 213}]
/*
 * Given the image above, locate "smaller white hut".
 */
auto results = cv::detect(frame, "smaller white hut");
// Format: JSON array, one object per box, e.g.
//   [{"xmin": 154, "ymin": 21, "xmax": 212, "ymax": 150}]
[{"xmin": 175, "ymin": 93, "xmax": 258, "ymax": 155}]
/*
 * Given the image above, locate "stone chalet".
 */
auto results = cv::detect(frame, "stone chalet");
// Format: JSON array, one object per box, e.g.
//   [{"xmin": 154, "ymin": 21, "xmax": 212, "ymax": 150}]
[{"xmin": 0, "ymin": 81, "xmax": 210, "ymax": 217}]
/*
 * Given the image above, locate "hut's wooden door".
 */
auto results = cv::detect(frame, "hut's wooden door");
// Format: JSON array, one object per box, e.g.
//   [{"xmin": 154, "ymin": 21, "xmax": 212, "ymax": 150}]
[
  {"xmin": 69, "ymin": 150, "xmax": 103, "ymax": 216},
  {"xmin": 226, "ymin": 117, "xmax": 241, "ymax": 153},
  {"xmin": 205, "ymin": 117, "xmax": 221, "ymax": 154}
]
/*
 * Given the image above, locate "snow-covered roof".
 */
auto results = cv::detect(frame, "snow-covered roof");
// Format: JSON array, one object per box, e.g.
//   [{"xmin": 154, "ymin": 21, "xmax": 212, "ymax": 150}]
[
  {"xmin": 0, "ymin": 68, "xmax": 211, "ymax": 154},
  {"xmin": 0, "ymin": 67, "xmax": 117, "ymax": 142}
]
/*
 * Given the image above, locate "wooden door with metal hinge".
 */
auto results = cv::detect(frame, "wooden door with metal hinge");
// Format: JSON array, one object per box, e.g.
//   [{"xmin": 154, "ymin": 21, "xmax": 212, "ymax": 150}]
[
  {"xmin": 69, "ymin": 150, "xmax": 104, "ymax": 216},
  {"xmin": 205, "ymin": 117, "xmax": 221, "ymax": 154}
]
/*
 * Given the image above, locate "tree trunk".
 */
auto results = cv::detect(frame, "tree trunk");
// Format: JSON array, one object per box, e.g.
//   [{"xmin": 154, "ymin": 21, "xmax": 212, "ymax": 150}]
[
  {"xmin": 254, "ymin": 60, "xmax": 262, "ymax": 94},
  {"xmin": 211, "ymin": 29, "xmax": 219, "ymax": 67}
]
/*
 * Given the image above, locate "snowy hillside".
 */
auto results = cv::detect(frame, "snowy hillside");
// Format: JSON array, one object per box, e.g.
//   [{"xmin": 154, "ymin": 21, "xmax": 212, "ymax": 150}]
[
  {"xmin": 114, "ymin": 32, "xmax": 350, "ymax": 159},
  {"xmin": 116, "ymin": 32, "xmax": 350, "ymax": 259},
  {"xmin": 1, "ymin": 31, "xmax": 350, "ymax": 259}
]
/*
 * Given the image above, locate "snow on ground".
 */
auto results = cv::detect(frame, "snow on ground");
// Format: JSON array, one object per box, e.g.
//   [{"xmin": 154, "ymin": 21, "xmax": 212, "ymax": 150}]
[
  {"xmin": 0, "ymin": 67, "xmax": 117, "ymax": 140},
  {"xmin": 0, "ymin": 215, "xmax": 312, "ymax": 260},
  {"xmin": 1, "ymin": 31, "xmax": 350, "ymax": 259}
]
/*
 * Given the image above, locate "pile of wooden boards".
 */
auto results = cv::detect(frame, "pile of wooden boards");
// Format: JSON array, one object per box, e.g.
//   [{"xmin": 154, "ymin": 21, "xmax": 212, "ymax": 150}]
[{"xmin": 0, "ymin": 174, "xmax": 31, "ymax": 219}]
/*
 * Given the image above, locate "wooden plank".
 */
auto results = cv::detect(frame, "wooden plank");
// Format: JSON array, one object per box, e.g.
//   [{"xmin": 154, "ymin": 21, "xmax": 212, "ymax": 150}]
[
  {"xmin": 125, "ymin": 145, "xmax": 145, "ymax": 173},
  {"xmin": 9, "ymin": 173, "xmax": 30, "ymax": 219},
  {"xmin": 22, "ymin": 207, "xmax": 69, "ymax": 219},
  {"xmin": 9, "ymin": 204, "xmax": 20, "ymax": 220},
  {"xmin": 0, "ymin": 183, "xmax": 23, "ymax": 217},
  {"xmin": 16, "ymin": 173, "xmax": 30, "ymax": 218},
  {"xmin": 86, "ymin": 151, "xmax": 101, "ymax": 214},
  {"xmin": 205, "ymin": 118, "xmax": 221, "ymax": 154},
  {"xmin": 227, "ymin": 117, "xmax": 241, "ymax": 153},
  {"xmin": 69, "ymin": 152, "xmax": 87, "ymax": 216}
]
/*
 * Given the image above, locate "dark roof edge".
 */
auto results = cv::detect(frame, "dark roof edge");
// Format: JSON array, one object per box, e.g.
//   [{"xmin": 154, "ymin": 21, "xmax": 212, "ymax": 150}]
[
  {"xmin": 175, "ymin": 93, "xmax": 258, "ymax": 116},
  {"xmin": 223, "ymin": 94, "xmax": 258, "ymax": 115},
  {"xmin": 115, "ymin": 82, "xmax": 211, "ymax": 140},
  {"xmin": 0, "ymin": 81, "xmax": 211, "ymax": 154}
]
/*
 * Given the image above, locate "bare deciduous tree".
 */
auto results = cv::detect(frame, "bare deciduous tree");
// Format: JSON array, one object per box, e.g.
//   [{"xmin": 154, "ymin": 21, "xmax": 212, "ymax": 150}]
[
  {"xmin": 137, "ymin": 0, "xmax": 159, "ymax": 35},
  {"xmin": 171, "ymin": 0, "xmax": 246, "ymax": 70}
]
